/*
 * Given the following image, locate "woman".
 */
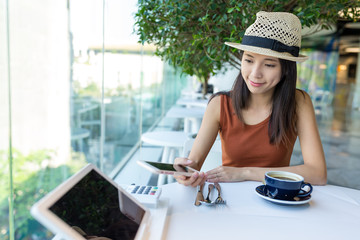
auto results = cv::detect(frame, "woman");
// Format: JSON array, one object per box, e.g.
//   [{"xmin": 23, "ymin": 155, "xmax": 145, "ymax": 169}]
[{"xmin": 174, "ymin": 11, "xmax": 327, "ymax": 187}]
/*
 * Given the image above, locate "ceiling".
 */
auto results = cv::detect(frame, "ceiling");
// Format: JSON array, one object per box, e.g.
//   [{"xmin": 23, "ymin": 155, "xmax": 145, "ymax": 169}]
[{"xmin": 301, "ymin": 21, "xmax": 360, "ymax": 55}]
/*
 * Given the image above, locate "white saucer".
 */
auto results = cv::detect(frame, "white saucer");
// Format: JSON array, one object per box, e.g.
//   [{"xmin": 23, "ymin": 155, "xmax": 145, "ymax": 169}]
[{"xmin": 255, "ymin": 185, "xmax": 312, "ymax": 205}]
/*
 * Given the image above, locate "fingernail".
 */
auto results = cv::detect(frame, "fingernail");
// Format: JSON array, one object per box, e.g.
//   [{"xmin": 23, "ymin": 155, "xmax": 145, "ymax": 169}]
[{"xmin": 186, "ymin": 159, "xmax": 192, "ymax": 163}]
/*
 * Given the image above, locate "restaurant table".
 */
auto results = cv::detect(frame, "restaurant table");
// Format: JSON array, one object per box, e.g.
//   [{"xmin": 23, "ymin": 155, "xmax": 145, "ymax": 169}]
[
  {"xmin": 165, "ymin": 106, "xmax": 205, "ymax": 133},
  {"xmin": 180, "ymin": 89, "xmax": 211, "ymax": 99},
  {"xmin": 176, "ymin": 98, "xmax": 208, "ymax": 108},
  {"xmin": 151, "ymin": 181, "xmax": 360, "ymax": 240}
]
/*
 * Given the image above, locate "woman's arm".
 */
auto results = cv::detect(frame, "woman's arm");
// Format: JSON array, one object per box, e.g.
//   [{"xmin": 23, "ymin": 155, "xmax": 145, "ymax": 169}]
[
  {"xmin": 288, "ymin": 90, "xmax": 327, "ymax": 184},
  {"xmin": 174, "ymin": 95, "xmax": 221, "ymax": 186},
  {"xmin": 188, "ymin": 95, "xmax": 221, "ymax": 169},
  {"xmin": 206, "ymin": 91, "xmax": 327, "ymax": 185}
]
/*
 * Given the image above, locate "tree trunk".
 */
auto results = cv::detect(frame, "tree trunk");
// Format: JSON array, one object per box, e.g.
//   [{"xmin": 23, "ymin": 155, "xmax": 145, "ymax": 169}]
[
  {"xmin": 202, "ymin": 79, "xmax": 208, "ymax": 99},
  {"xmin": 201, "ymin": 74, "xmax": 210, "ymax": 99}
]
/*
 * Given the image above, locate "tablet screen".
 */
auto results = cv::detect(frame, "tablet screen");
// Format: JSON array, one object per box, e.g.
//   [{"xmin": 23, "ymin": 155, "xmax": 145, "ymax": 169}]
[{"xmin": 49, "ymin": 169, "xmax": 145, "ymax": 240}]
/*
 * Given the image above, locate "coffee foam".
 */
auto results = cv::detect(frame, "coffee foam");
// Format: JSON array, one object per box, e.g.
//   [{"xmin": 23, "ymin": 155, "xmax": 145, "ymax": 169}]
[{"xmin": 268, "ymin": 173, "xmax": 301, "ymax": 181}]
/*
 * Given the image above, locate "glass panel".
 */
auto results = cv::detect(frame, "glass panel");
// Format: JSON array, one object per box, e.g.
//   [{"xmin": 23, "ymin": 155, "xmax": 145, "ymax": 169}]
[
  {"xmin": 2, "ymin": 1, "xmax": 85, "ymax": 239},
  {"xmin": 0, "ymin": 0, "xmax": 187, "ymax": 239},
  {"xmin": 0, "ymin": 0, "xmax": 11, "ymax": 237},
  {"xmin": 69, "ymin": 0, "xmax": 187, "ymax": 175},
  {"xmin": 70, "ymin": 0, "xmax": 103, "ymax": 171}
]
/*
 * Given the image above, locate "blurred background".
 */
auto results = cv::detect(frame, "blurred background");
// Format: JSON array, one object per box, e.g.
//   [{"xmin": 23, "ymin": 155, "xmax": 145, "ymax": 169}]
[{"xmin": 1, "ymin": 1, "xmax": 360, "ymax": 239}]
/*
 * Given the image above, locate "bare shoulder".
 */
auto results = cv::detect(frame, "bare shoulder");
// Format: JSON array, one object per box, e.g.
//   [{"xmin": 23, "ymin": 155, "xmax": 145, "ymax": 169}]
[
  {"xmin": 207, "ymin": 94, "xmax": 223, "ymax": 111},
  {"xmin": 205, "ymin": 94, "xmax": 222, "ymax": 121},
  {"xmin": 295, "ymin": 89, "xmax": 316, "ymax": 124},
  {"xmin": 295, "ymin": 89, "xmax": 313, "ymax": 110}
]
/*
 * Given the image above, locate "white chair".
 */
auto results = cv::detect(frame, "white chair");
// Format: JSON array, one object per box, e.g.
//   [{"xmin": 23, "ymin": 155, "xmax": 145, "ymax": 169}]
[
  {"xmin": 182, "ymin": 136, "xmax": 222, "ymax": 172},
  {"xmin": 76, "ymin": 103, "xmax": 101, "ymax": 138},
  {"xmin": 165, "ymin": 106, "xmax": 205, "ymax": 133},
  {"xmin": 70, "ymin": 127, "xmax": 90, "ymax": 153}
]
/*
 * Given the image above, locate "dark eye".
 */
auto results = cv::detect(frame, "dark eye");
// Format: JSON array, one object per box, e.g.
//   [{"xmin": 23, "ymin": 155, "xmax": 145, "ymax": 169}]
[
  {"xmin": 265, "ymin": 64, "xmax": 276, "ymax": 68},
  {"xmin": 244, "ymin": 59, "xmax": 252, "ymax": 63}
]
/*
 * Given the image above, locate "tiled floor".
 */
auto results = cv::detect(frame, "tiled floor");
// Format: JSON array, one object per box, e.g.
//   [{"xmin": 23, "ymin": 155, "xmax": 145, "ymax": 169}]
[{"xmin": 115, "ymin": 104, "xmax": 360, "ymax": 190}]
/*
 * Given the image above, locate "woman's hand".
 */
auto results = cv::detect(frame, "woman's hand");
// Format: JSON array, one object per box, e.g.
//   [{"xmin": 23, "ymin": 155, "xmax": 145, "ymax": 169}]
[
  {"xmin": 173, "ymin": 157, "xmax": 206, "ymax": 187},
  {"xmin": 206, "ymin": 166, "xmax": 248, "ymax": 182}
]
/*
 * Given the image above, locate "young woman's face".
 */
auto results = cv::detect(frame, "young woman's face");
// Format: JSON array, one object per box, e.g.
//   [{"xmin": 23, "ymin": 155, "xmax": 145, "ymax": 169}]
[{"xmin": 241, "ymin": 51, "xmax": 282, "ymax": 96}]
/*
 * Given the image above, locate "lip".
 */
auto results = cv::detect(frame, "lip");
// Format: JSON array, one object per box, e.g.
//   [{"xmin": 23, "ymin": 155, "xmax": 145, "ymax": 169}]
[{"xmin": 249, "ymin": 80, "xmax": 264, "ymax": 87}]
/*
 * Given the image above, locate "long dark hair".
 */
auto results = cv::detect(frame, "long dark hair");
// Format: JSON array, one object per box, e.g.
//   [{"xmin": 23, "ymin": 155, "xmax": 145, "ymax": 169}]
[{"xmin": 212, "ymin": 54, "xmax": 298, "ymax": 146}]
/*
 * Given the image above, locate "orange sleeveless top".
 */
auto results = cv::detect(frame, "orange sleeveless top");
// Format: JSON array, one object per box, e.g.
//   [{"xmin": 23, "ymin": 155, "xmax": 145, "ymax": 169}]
[{"xmin": 219, "ymin": 94, "xmax": 296, "ymax": 167}]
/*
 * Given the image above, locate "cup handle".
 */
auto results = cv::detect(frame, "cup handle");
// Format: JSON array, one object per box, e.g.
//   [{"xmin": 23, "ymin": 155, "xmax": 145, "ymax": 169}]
[{"xmin": 297, "ymin": 182, "xmax": 313, "ymax": 197}]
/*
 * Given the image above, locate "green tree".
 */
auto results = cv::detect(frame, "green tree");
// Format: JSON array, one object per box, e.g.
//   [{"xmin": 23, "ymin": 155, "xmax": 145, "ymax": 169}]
[{"xmin": 134, "ymin": 0, "xmax": 360, "ymax": 95}]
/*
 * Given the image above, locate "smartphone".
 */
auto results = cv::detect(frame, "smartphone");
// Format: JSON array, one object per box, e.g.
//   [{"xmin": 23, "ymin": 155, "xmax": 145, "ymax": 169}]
[{"xmin": 137, "ymin": 160, "xmax": 199, "ymax": 177}]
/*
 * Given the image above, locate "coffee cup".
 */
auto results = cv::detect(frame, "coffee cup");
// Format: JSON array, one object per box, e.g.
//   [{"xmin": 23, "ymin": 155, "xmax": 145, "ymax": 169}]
[{"xmin": 264, "ymin": 171, "xmax": 312, "ymax": 200}]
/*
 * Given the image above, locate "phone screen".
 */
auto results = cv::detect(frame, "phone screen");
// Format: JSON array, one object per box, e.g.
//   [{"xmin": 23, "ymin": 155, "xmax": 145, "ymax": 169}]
[{"xmin": 145, "ymin": 161, "xmax": 196, "ymax": 174}]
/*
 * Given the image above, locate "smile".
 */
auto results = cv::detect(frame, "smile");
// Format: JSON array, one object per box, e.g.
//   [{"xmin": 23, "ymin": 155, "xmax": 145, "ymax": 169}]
[{"xmin": 249, "ymin": 80, "xmax": 264, "ymax": 87}]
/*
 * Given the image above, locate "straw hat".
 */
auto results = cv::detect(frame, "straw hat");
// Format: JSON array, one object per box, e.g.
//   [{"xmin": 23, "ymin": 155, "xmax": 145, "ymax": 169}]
[{"xmin": 225, "ymin": 11, "xmax": 308, "ymax": 62}]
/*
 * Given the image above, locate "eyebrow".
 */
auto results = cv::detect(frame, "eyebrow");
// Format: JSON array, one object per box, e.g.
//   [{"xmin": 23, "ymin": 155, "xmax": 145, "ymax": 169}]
[{"xmin": 244, "ymin": 53, "xmax": 278, "ymax": 62}]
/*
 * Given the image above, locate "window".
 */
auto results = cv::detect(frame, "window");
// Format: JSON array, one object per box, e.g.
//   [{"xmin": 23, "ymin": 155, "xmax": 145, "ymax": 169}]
[{"xmin": 0, "ymin": 0, "xmax": 186, "ymax": 238}]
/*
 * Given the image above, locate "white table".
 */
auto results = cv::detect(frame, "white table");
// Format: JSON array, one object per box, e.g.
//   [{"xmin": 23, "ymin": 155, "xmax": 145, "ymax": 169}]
[
  {"xmin": 176, "ymin": 98, "xmax": 208, "ymax": 108},
  {"xmin": 154, "ymin": 181, "xmax": 360, "ymax": 240},
  {"xmin": 165, "ymin": 106, "xmax": 205, "ymax": 133},
  {"xmin": 180, "ymin": 89, "xmax": 211, "ymax": 99}
]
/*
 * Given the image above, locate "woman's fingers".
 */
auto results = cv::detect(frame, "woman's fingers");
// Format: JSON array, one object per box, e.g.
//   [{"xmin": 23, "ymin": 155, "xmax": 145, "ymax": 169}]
[
  {"xmin": 190, "ymin": 172, "xmax": 206, "ymax": 187},
  {"xmin": 206, "ymin": 166, "xmax": 221, "ymax": 182},
  {"xmin": 173, "ymin": 157, "xmax": 194, "ymax": 184},
  {"xmin": 173, "ymin": 157, "xmax": 207, "ymax": 187},
  {"xmin": 174, "ymin": 171, "xmax": 206, "ymax": 187},
  {"xmin": 206, "ymin": 172, "xmax": 221, "ymax": 182},
  {"xmin": 173, "ymin": 174, "xmax": 186, "ymax": 181}
]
